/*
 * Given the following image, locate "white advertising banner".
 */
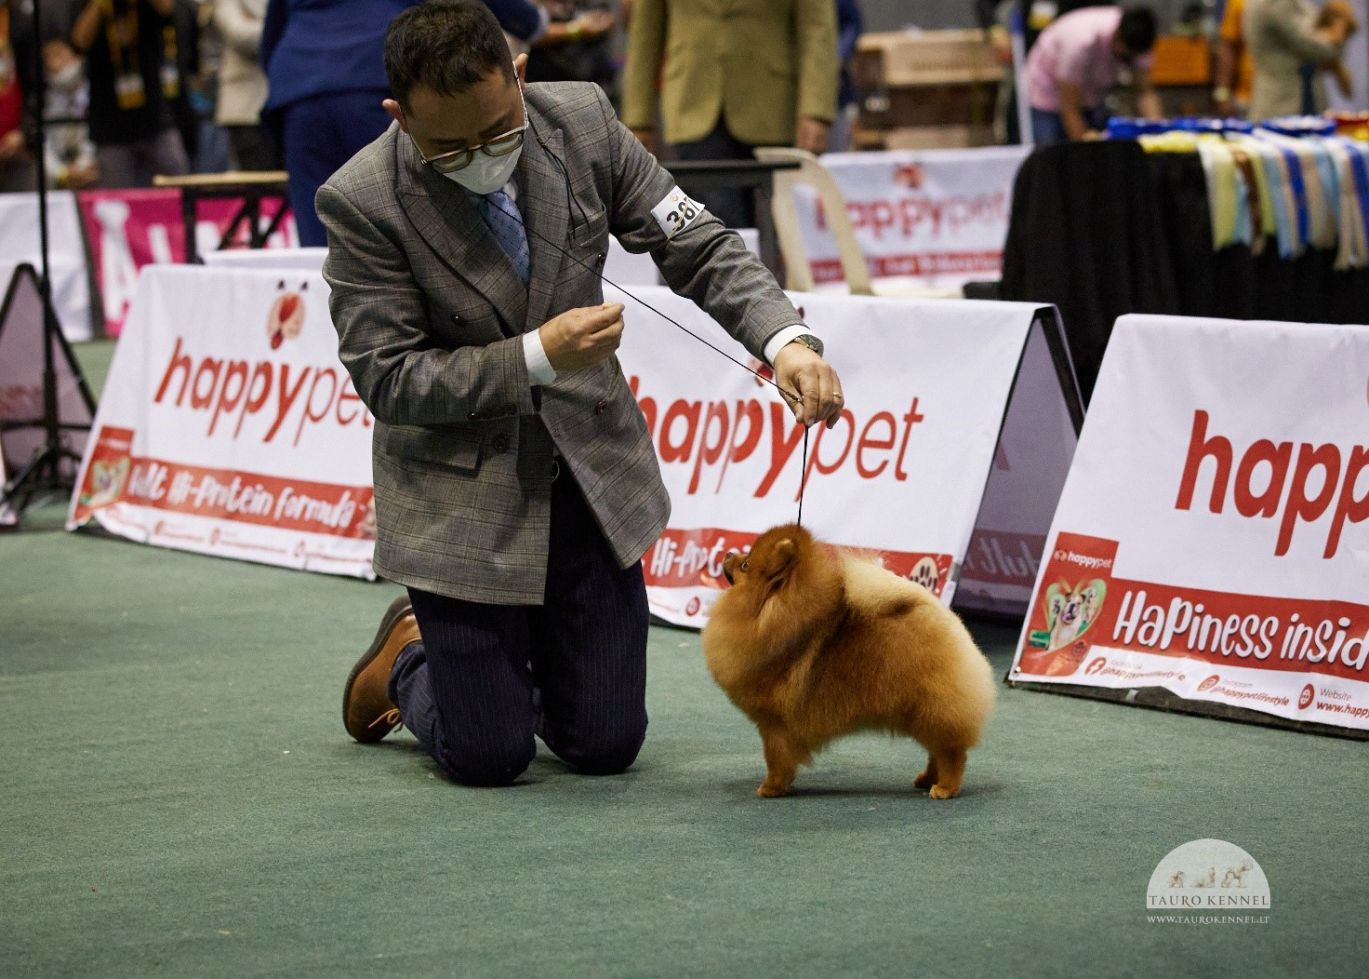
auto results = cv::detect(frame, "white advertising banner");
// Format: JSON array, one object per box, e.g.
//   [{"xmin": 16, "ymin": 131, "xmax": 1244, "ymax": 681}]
[
  {"xmin": 798, "ymin": 147, "xmax": 1029, "ymax": 291},
  {"xmin": 609, "ymin": 285, "xmax": 1076, "ymax": 626},
  {"xmin": 64, "ymin": 266, "xmax": 1077, "ymax": 614},
  {"xmin": 201, "ymin": 247, "xmax": 330, "ymax": 271},
  {"xmin": 1011, "ymin": 315, "xmax": 1369, "ymax": 733},
  {"xmin": 0, "ymin": 193, "xmax": 94, "ymax": 341},
  {"xmin": 67, "ymin": 266, "xmax": 376, "ymax": 577}
]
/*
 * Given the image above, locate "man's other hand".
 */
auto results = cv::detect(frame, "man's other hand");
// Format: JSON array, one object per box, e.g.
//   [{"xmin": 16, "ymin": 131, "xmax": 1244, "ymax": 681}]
[
  {"xmin": 795, "ymin": 117, "xmax": 830, "ymax": 155},
  {"xmin": 773, "ymin": 341, "xmax": 843, "ymax": 429},
  {"xmin": 539, "ymin": 303, "xmax": 626, "ymax": 372}
]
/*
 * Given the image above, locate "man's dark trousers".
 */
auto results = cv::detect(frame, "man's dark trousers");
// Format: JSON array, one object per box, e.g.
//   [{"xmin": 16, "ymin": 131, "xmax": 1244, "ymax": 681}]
[{"xmin": 389, "ymin": 471, "xmax": 650, "ymax": 786}]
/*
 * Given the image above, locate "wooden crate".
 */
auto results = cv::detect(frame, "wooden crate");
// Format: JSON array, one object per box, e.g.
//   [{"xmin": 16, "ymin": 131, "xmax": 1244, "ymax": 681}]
[
  {"xmin": 859, "ymin": 84, "xmax": 997, "ymax": 130},
  {"xmin": 1149, "ymin": 35, "xmax": 1211, "ymax": 87},
  {"xmin": 855, "ymin": 124, "xmax": 997, "ymax": 150},
  {"xmin": 853, "ymin": 29, "xmax": 1004, "ymax": 89}
]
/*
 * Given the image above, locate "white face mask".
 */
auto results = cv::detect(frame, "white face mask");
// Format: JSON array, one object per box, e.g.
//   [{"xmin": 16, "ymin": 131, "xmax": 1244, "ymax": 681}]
[
  {"xmin": 442, "ymin": 141, "xmax": 522, "ymax": 195},
  {"xmin": 439, "ymin": 86, "xmax": 528, "ymax": 195}
]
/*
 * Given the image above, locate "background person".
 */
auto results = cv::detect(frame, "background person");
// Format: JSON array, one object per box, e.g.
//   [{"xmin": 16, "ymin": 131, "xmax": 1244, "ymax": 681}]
[
  {"xmin": 1215, "ymin": 0, "xmax": 1257, "ymax": 116},
  {"xmin": 0, "ymin": 0, "xmax": 37, "ymax": 193},
  {"xmin": 621, "ymin": 0, "xmax": 838, "ymax": 228},
  {"xmin": 1245, "ymin": 0, "xmax": 1357, "ymax": 121},
  {"xmin": 485, "ymin": 0, "xmax": 553, "ymax": 54},
  {"xmin": 259, "ymin": 0, "xmax": 419, "ymax": 245},
  {"xmin": 213, "ymin": 0, "xmax": 277, "ymax": 170},
  {"xmin": 525, "ymin": 1, "xmax": 618, "ymax": 100},
  {"xmin": 70, "ymin": 0, "xmax": 190, "ymax": 187},
  {"xmin": 829, "ymin": 0, "xmax": 864, "ymax": 152},
  {"xmin": 1024, "ymin": 4, "xmax": 1160, "ymax": 145},
  {"xmin": 43, "ymin": 37, "xmax": 99, "ymax": 188}
]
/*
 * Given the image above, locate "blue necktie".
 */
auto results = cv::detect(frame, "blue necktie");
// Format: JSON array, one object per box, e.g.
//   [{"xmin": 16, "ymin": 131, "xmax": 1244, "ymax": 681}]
[{"xmin": 479, "ymin": 190, "xmax": 531, "ymax": 285}]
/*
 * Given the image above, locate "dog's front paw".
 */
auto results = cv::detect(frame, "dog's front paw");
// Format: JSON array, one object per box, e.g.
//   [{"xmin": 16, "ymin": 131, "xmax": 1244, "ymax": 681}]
[
  {"xmin": 757, "ymin": 780, "xmax": 792, "ymax": 798},
  {"xmin": 928, "ymin": 784, "xmax": 960, "ymax": 800}
]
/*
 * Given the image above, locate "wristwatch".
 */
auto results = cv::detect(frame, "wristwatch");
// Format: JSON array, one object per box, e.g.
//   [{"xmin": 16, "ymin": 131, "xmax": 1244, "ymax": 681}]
[{"xmin": 791, "ymin": 334, "xmax": 824, "ymax": 357}]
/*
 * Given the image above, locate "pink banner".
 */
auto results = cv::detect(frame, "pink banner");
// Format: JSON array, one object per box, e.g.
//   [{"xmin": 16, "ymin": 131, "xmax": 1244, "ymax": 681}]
[{"xmin": 76, "ymin": 189, "xmax": 296, "ymax": 337}]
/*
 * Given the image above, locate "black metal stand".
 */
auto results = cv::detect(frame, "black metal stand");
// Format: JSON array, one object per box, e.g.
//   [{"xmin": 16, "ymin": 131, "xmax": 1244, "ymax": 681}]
[
  {"xmin": 0, "ymin": 0, "xmax": 96, "ymax": 515},
  {"xmin": 155, "ymin": 170, "xmax": 291, "ymax": 263}
]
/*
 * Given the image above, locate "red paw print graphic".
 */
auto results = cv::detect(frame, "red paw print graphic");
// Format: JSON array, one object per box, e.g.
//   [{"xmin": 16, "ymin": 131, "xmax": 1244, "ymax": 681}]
[
  {"xmin": 267, "ymin": 279, "xmax": 308, "ymax": 349},
  {"xmin": 894, "ymin": 164, "xmax": 924, "ymax": 189}
]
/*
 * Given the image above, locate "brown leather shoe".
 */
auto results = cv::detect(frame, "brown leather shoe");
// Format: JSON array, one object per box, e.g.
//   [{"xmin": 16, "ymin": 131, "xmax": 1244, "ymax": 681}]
[{"xmin": 343, "ymin": 595, "xmax": 421, "ymax": 743}]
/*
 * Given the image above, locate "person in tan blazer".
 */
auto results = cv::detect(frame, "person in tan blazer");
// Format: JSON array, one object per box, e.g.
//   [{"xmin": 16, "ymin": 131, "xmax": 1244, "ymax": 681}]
[
  {"xmin": 322, "ymin": 1, "xmax": 843, "ymax": 787},
  {"xmin": 621, "ymin": 0, "xmax": 837, "ymax": 226},
  {"xmin": 1245, "ymin": 0, "xmax": 1357, "ymax": 121},
  {"xmin": 214, "ymin": 0, "xmax": 278, "ymax": 170}
]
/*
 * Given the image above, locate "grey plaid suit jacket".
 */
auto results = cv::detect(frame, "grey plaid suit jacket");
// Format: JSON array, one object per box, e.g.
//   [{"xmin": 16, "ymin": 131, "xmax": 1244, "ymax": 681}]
[{"xmin": 317, "ymin": 82, "xmax": 803, "ymax": 604}]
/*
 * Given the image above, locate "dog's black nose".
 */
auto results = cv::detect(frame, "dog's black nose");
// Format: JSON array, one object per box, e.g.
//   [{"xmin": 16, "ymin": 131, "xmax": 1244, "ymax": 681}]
[{"xmin": 722, "ymin": 551, "xmax": 738, "ymax": 585}]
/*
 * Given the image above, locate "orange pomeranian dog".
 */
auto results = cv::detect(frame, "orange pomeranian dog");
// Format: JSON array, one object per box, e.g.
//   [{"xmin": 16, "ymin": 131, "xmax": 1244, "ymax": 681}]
[{"xmin": 702, "ymin": 524, "xmax": 996, "ymax": 799}]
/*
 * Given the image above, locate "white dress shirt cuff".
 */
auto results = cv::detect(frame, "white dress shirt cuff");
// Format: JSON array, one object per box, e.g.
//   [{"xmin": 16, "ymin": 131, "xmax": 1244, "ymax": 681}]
[
  {"xmin": 523, "ymin": 329, "xmax": 557, "ymax": 386},
  {"xmin": 764, "ymin": 325, "xmax": 814, "ymax": 366}
]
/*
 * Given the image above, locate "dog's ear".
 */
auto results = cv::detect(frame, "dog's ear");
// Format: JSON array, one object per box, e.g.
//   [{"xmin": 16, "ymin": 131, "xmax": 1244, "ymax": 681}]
[{"xmin": 769, "ymin": 538, "xmax": 798, "ymax": 574}]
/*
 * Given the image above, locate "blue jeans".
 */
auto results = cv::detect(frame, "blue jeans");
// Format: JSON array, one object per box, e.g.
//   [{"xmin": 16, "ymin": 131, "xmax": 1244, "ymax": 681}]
[{"xmin": 1031, "ymin": 107, "xmax": 1109, "ymax": 146}]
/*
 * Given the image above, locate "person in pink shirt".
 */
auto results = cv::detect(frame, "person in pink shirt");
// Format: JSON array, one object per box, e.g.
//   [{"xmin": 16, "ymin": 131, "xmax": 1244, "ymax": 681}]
[{"xmin": 1026, "ymin": 5, "xmax": 1162, "ymax": 145}]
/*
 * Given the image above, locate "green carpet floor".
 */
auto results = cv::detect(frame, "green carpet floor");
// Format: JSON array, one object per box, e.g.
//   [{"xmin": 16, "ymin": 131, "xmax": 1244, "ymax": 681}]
[{"xmin": 2, "ymin": 343, "xmax": 1365, "ymax": 977}]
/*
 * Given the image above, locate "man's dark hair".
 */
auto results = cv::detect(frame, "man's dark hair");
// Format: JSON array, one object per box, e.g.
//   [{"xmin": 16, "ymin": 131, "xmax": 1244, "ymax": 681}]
[
  {"xmin": 1117, "ymin": 6, "xmax": 1159, "ymax": 57},
  {"xmin": 384, "ymin": 0, "xmax": 515, "ymax": 106}
]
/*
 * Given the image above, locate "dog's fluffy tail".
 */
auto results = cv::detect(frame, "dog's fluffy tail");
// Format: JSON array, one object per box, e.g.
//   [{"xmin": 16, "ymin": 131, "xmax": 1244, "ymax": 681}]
[{"xmin": 839, "ymin": 551, "xmax": 998, "ymax": 742}]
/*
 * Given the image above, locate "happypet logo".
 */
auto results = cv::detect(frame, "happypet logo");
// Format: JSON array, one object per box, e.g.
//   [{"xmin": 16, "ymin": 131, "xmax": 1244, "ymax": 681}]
[
  {"xmin": 1174, "ymin": 409, "xmax": 1368, "ymax": 560},
  {"xmin": 1146, "ymin": 840, "xmax": 1270, "ymax": 924},
  {"xmin": 1198, "ymin": 675, "xmax": 1221, "ymax": 693},
  {"xmin": 1299, "ymin": 683, "xmax": 1316, "ymax": 710},
  {"xmin": 267, "ymin": 280, "xmax": 308, "ymax": 349},
  {"xmin": 894, "ymin": 163, "xmax": 924, "ymax": 189},
  {"xmin": 1084, "ymin": 657, "xmax": 1107, "ymax": 676},
  {"xmin": 151, "ymin": 278, "xmax": 373, "ymax": 448}
]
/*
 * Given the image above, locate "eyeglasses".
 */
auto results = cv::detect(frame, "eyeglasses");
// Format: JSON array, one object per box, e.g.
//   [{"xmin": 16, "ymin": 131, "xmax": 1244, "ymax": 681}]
[{"xmin": 414, "ymin": 124, "xmax": 527, "ymax": 174}]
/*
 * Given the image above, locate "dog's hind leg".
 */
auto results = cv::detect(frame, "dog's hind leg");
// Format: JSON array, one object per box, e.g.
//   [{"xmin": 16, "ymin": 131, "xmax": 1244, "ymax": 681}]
[
  {"xmin": 913, "ymin": 753, "xmax": 939, "ymax": 790},
  {"xmin": 757, "ymin": 726, "xmax": 804, "ymax": 798},
  {"xmin": 928, "ymin": 746, "xmax": 967, "ymax": 800}
]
